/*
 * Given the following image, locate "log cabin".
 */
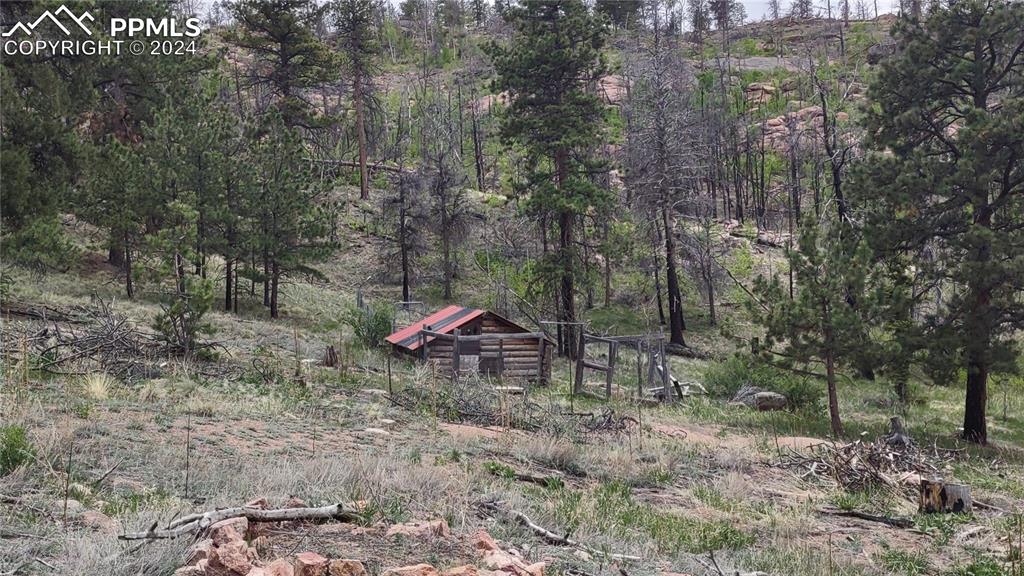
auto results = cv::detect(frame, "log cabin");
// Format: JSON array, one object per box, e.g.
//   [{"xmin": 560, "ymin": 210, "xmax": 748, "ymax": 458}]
[{"xmin": 385, "ymin": 305, "xmax": 554, "ymax": 384}]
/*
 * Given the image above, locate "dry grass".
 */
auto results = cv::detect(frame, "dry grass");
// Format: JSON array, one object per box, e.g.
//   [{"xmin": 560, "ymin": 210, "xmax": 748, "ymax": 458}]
[
  {"xmin": 81, "ymin": 372, "xmax": 118, "ymax": 401},
  {"xmin": 3, "ymin": 257, "xmax": 1023, "ymax": 576}
]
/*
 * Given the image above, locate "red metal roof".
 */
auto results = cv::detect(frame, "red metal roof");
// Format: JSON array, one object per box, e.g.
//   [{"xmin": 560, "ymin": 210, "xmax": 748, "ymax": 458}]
[{"xmin": 385, "ymin": 305, "xmax": 485, "ymax": 351}]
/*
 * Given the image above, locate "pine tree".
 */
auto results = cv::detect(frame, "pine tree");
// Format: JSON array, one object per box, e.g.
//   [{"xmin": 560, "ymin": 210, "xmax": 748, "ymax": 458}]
[
  {"xmin": 687, "ymin": 0, "xmax": 711, "ymax": 47},
  {"xmin": 752, "ymin": 220, "xmax": 878, "ymax": 438},
  {"xmin": 226, "ymin": 0, "xmax": 338, "ymax": 129},
  {"xmin": 0, "ymin": 1, "xmax": 97, "ymax": 269},
  {"xmin": 486, "ymin": 0, "xmax": 610, "ymax": 357},
  {"xmin": 854, "ymin": 0, "xmax": 1024, "ymax": 444},
  {"xmin": 470, "ymin": 0, "xmax": 487, "ymax": 26},
  {"xmin": 596, "ymin": 0, "xmax": 641, "ymax": 30},
  {"xmin": 334, "ymin": 0, "xmax": 381, "ymax": 200},
  {"xmin": 84, "ymin": 140, "xmax": 143, "ymax": 299},
  {"xmin": 251, "ymin": 112, "xmax": 337, "ymax": 318}
]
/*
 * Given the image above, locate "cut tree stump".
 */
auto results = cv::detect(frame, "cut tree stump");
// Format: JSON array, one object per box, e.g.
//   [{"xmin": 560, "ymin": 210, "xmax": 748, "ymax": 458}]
[
  {"xmin": 885, "ymin": 416, "xmax": 912, "ymax": 447},
  {"xmin": 919, "ymin": 479, "xmax": 972, "ymax": 513}
]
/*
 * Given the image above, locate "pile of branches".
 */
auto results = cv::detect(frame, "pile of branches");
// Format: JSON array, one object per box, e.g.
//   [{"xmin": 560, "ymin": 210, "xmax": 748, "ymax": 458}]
[
  {"xmin": 388, "ymin": 378, "xmax": 638, "ymax": 437},
  {"xmin": 3, "ymin": 298, "xmax": 165, "ymax": 381},
  {"xmin": 780, "ymin": 437, "xmax": 955, "ymax": 496},
  {"xmin": 389, "ymin": 378, "xmax": 555, "ymax": 431}
]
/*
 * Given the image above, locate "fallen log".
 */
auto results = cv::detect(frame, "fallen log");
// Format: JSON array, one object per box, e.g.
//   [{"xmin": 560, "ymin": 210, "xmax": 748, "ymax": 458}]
[
  {"xmin": 817, "ymin": 507, "xmax": 914, "ymax": 528},
  {"xmin": 480, "ymin": 501, "xmax": 641, "ymax": 562},
  {"xmin": 119, "ymin": 502, "xmax": 363, "ymax": 540}
]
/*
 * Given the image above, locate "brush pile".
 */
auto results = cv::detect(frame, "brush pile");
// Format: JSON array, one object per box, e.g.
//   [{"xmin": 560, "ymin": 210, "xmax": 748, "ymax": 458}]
[
  {"xmin": 388, "ymin": 377, "xmax": 637, "ymax": 437},
  {"xmin": 2, "ymin": 298, "xmax": 165, "ymax": 381},
  {"xmin": 780, "ymin": 432, "xmax": 957, "ymax": 496}
]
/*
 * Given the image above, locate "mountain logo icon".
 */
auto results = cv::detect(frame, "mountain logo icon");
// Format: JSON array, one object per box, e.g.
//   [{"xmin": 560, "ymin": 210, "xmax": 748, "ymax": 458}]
[{"xmin": 2, "ymin": 5, "xmax": 95, "ymax": 37}]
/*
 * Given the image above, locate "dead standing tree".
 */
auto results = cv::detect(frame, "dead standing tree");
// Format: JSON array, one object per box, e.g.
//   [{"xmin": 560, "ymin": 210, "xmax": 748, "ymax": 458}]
[
  {"xmin": 623, "ymin": 29, "xmax": 701, "ymax": 348},
  {"xmin": 421, "ymin": 85, "xmax": 473, "ymax": 301},
  {"xmin": 379, "ymin": 101, "xmax": 428, "ymax": 303}
]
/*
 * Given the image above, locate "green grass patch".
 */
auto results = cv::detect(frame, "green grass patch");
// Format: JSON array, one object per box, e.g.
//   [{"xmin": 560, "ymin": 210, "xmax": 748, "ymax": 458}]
[
  {"xmin": 0, "ymin": 425, "xmax": 34, "ymax": 476},
  {"xmin": 876, "ymin": 547, "xmax": 932, "ymax": 576},
  {"xmin": 549, "ymin": 480, "xmax": 753, "ymax": 557}
]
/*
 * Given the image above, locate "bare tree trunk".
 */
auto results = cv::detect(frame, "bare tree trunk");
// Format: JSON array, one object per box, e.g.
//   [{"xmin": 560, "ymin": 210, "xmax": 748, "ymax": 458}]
[
  {"xmin": 653, "ymin": 225, "xmax": 666, "ymax": 325},
  {"xmin": 442, "ymin": 207, "xmax": 452, "ymax": 301},
  {"xmin": 270, "ymin": 260, "xmax": 280, "ymax": 319},
  {"xmin": 355, "ymin": 69, "xmax": 370, "ymax": 200},
  {"xmin": 559, "ymin": 210, "xmax": 576, "ymax": 359},
  {"xmin": 400, "ymin": 208, "xmax": 411, "ymax": 303},
  {"xmin": 108, "ymin": 230, "xmax": 125, "ymax": 269},
  {"xmin": 603, "ymin": 221, "xmax": 612, "ymax": 307},
  {"xmin": 263, "ymin": 251, "xmax": 270, "ymax": 307},
  {"xmin": 224, "ymin": 258, "xmax": 233, "ymax": 311},
  {"xmin": 825, "ymin": 347, "xmax": 844, "ymax": 438},
  {"xmin": 823, "ymin": 302, "xmax": 844, "ymax": 437},
  {"xmin": 123, "ymin": 232, "xmax": 134, "ymax": 300},
  {"xmin": 963, "ymin": 211, "xmax": 992, "ymax": 444},
  {"xmin": 556, "ymin": 149, "xmax": 577, "ymax": 360},
  {"xmin": 963, "ymin": 358, "xmax": 988, "ymax": 444},
  {"xmin": 472, "ymin": 103, "xmax": 485, "ymax": 191},
  {"xmin": 662, "ymin": 208, "xmax": 686, "ymax": 346}
]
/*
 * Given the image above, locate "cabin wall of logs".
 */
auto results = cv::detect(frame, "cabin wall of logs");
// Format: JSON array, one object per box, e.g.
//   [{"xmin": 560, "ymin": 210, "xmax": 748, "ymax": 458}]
[{"xmin": 414, "ymin": 313, "xmax": 553, "ymax": 384}]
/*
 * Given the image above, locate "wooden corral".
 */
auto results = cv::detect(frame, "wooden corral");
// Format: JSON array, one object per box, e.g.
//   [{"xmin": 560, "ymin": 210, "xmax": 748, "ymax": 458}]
[
  {"xmin": 574, "ymin": 333, "xmax": 702, "ymax": 401},
  {"xmin": 385, "ymin": 306, "xmax": 554, "ymax": 384}
]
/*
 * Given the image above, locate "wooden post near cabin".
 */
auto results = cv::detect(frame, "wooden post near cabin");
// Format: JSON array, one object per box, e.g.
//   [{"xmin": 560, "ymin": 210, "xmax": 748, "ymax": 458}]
[
  {"xmin": 660, "ymin": 340, "xmax": 669, "ymax": 392},
  {"xmin": 919, "ymin": 479, "xmax": 972, "ymax": 513},
  {"xmin": 646, "ymin": 342, "xmax": 658, "ymax": 389},
  {"xmin": 573, "ymin": 332, "xmax": 586, "ymax": 394},
  {"xmin": 605, "ymin": 341, "xmax": 618, "ymax": 399},
  {"xmin": 535, "ymin": 337, "xmax": 545, "ymax": 385},
  {"xmin": 498, "ymin": 338, "xmax": 505, "ymax": 376},
  {"xmin": 451, "ymin": 328, "xmax": 461, "ymax": 381},
  {"xmin": 637, "ymin": 341, "xmax": 644, "ymax": 397}
]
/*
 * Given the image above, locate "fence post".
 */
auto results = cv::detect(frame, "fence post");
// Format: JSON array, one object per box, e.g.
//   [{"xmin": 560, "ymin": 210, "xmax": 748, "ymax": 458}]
[
  {"xmin": 452, "ymin": 328, "xmax": 461, "ymax": 381},
  {"xmin": 605, "ymin": 341, "xmax": 618, "ymax": 399},
  {"xmin": 573, "ymin": 332, "xmax": 586, "ymax": 394}
]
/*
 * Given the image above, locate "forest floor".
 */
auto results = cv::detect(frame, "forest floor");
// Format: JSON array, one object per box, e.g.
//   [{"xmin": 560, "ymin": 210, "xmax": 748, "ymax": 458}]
[{"xmin": 2, "ymin": 240, "xmax": 1023, "ymax": 576}]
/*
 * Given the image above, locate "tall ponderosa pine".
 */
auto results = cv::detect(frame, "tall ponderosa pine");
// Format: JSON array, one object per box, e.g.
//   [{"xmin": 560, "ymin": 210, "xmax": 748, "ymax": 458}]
[
  {"xmin": 227, "ymin": 0, "xmax": 337, "ymax": 129},
  {"xmin": 855, "ymin": 0, "xmax": 1024, "ymax": 444},
  {"xmin": 487, "ymin": 0, "xmax": 610, "ymax": 357},
  {"xmin": 0, "ymin": 1, "xmax": 95, "ymax": 269},
  {"xmin": 596, "ymin": 0, "xmax": 641, "ymax": 30},
  {"xmin": 334, "ymin": 0, "xmax": 381, "ymax": 200}
]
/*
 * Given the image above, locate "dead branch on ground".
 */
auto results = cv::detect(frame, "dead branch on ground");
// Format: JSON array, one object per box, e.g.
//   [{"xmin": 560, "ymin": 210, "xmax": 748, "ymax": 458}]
[
  {"xmin": 479, "ymin": 500, "xmax": 641, "ymax": 562},
  {"xmin": 119, "ymin": 503, "xmax": 363, "ymax": 540},
  {"xmin": 817, "ymin": 506, "xmax": 914, "ymax": 528}
]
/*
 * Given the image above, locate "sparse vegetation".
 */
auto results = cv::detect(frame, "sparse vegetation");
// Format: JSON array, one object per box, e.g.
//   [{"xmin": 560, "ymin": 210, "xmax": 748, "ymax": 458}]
[{"xmin": 1, "ymin": 0, "xmax": 1022, "ymax": 575}]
